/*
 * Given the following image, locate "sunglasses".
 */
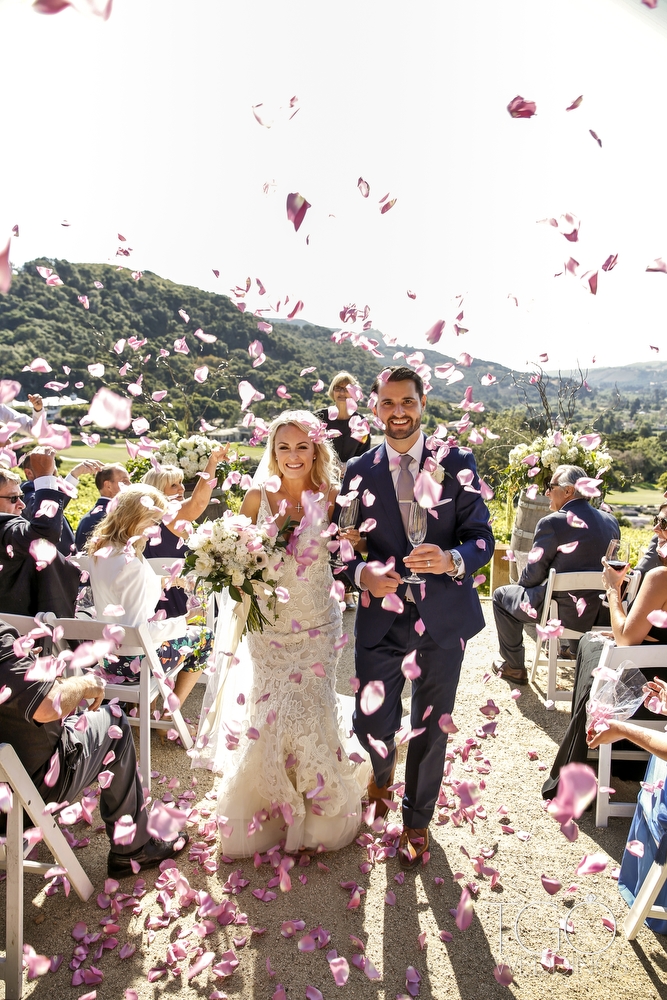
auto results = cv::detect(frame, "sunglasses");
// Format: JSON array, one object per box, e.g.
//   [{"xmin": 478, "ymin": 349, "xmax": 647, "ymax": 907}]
[
  {"xmin": 653, "ymin": 515, "xmax": 667, "ymax": 530},
  {"xmin": 545, "ymin": 482, "xmax": 564, "ymax": 492},
  {"xmin": 0, "ymin": 494, "xmax": 23, "ymax": 504}
]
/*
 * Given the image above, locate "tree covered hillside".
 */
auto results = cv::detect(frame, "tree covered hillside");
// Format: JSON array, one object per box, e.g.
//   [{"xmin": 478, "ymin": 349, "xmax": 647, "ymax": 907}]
[{"xmin": 0, "ymin": 259, "xmax": 520, "ymax": 432}]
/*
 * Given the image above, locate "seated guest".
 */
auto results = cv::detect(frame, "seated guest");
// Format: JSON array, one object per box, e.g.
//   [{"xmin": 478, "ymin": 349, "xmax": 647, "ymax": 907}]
[
  {"xmin": 80, "ymin": 485, "xmax": 212, "ymax": 714},
  {"xmin": 542, "ymin": 504, "xmax": 667, "ymax": 799},
  {"xmin": 315, "ymin": 371, "xmax": 371, "ymax": 471},
  {"xmin": 492, "ymin": 464, "xmax": 620, "ymax": 685},
  {"xmin": 0, "ymin": 449, "xmax": 80, "ymax": 618},
  {"xmin": 141, "ymin": 445, "xmax": 228, "ymax": 620},
  {"xmin": 74, "ymin": 463, "xmax": 131, "ymax": 550},
  {"xmin": 22, "ymin": 449, "xmax": 104, "ymax": 556},
  {"xmin": 0, "ymin": 619, "xmax": 188, "ymax": 877},
  {"xmin": 587, "ymin": 678, "xmax": 667, "ymax": 934}
]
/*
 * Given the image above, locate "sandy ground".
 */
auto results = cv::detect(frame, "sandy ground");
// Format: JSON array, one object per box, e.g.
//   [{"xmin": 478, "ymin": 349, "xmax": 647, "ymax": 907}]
[{"xmin": 3, "ymin": 600, "xmax": 667, "ymax": 1000}]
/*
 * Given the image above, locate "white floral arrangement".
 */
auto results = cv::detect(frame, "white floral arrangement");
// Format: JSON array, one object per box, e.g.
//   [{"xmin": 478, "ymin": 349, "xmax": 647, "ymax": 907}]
[
  {"xmin": 505, "ymin": 429, "xmax": 613, "ymax": 496},
  {"xmin": 154, "ymin": 433, "xmax": 215, "ymax": 481},
  {"xmin": 184, "ymin": 511, "xmax": 289, "ymax": 633}
]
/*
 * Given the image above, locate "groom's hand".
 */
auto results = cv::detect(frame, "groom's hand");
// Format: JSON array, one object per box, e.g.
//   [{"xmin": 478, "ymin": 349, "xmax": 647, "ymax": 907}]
[
  {"xmin": 360, "ymin": 564, "xmax": 401, "ymax": 598},
  {"xmin": 404, "ymin": 544, "xmax": 452, "ymax": 575}
]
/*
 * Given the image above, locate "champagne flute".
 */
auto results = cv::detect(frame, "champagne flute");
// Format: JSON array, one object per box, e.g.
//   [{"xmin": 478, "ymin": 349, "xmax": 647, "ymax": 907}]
[
  {"xmin": 332, "ymin": 497, "xmax": 360, "ymax": 567},
  {"xmin": 403, "ymin": 502, "xmax": 428, "ymax": 584},
  {"xmin": 604, "ymin": 538, "xmax": 630, "ymax": 572}
]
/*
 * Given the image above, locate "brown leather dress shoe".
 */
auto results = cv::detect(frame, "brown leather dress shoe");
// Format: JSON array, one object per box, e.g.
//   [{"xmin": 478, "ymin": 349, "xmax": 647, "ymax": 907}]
[
  {"xmin": 492, "ymin": 660, "xmax": 528, "ymax": 685},
  {"xmin": 367, "ymin": 759, "xmax": 397, "ymax": 819},
  {"xmin": 398, "ymin": 827, "xmax": 429, "ymax": 869}
]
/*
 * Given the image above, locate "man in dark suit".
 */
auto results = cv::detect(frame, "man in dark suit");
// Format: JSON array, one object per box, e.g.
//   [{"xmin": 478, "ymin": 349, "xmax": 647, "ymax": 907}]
[
  {"xmin": 340, "ymin": 366, "xmax": 495, "ymax": 868},
  {"xmin": 0, "ymin": 620, "xmax": 188, "ymax": 877},
  {"xmin": 492, "ymin": 464, "xmax": 620, "ymax": 685},
  {"xmin": 0, "ymin": 448, "xmax": 81, "ymax": 618},
  {"xmin": 22, "ymin": 450, "xmax": 104, "ymax": 556},
  {"xmin": 74, "ymin": 463, "xmax": 131, "ymax": 550}
]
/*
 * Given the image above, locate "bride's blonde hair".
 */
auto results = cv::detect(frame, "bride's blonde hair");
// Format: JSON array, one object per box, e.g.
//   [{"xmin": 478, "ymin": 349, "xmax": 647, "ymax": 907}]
[
  {"xmin": 266, "ymin": 410, "xmax": 338, "ymax": 493},
  {"xmin": 85, "ymin": 484, "xmax": 169, "ymax": 557}
]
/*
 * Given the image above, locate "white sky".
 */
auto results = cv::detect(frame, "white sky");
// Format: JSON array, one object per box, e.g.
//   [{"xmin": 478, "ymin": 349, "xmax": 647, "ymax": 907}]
[{"xmin": 1, "ymin": 0, "xmax": 666, "ymax": 373}]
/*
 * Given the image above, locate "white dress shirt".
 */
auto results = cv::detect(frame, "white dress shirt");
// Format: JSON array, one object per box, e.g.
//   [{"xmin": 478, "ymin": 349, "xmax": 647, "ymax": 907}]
[{"xmin": 354, "ymin": 439, "xmax": 465, "ymax": 588}]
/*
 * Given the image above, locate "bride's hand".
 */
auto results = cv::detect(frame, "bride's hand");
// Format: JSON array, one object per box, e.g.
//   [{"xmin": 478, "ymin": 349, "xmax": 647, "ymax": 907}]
[{"xmin": 340, "ymin": 527, "xmax": 362, "ymax": 549}]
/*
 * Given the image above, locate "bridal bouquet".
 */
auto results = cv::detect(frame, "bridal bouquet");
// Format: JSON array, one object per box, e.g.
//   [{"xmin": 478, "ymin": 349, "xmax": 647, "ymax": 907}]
[{"xmin": 184, "ymin": 511, "xmax": 288, "ymax": 633}]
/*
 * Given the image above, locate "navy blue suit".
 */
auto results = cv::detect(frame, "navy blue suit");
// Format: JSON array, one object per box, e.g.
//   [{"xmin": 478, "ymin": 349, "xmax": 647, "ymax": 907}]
[
  {"xmin": 74, "ymin": 496, "xmax": 111, "ymax": 550},
  {"xmin": 493, "ymin": 497, "xmax": 620, "ymax": 670},
  {"xmin": 341, "ymin": 436, "xmax": 495, "ymax": 828},
  {"xmin": 23, "ymin": 479, "xmax": 76, "ymax": 556}
]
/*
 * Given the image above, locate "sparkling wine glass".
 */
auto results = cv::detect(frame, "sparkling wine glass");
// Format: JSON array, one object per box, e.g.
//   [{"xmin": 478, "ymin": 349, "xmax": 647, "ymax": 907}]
[
  {"xmin": 332, "ymin": 497, "xmax": 360, "ymax": 567},
  {"xmin": 403, "ymin": 502, "xmax": 428, "ymax": 584}
]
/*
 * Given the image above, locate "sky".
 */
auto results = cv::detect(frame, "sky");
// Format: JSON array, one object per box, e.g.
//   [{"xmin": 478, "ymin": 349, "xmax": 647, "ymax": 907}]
[{"xmin": 1, "ymin": 0, "xmax": 666, "ymax": 374}]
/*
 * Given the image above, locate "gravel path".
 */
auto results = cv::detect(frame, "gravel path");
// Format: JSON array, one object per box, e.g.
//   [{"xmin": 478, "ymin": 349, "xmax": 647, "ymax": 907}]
[{"xmin": 3, "ymin": 601, "xmax": 667, "ymax": 1000}]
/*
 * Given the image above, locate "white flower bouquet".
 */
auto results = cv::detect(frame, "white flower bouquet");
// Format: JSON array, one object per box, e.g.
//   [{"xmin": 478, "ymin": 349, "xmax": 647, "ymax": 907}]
[
  {"xmin": 184, "ymin": 511, "xmax": 288, "ymax": 632},
  {"xmin": 504, "ymin": 429, "xmax": 613, "ymax": 497},
  {"xmin": 154, "ymin": 432, "xmax": 215, "ymax": 481}
]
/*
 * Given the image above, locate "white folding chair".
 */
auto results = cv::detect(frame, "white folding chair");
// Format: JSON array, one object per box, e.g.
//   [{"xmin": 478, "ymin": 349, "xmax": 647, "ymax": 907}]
[
  {"xmin": 0, "ymin": 743, "xmax": 93, "ymax": 1000},
  {"xmin": 147, "ymin": 558, "xmax": 212, "ymax": 684},
  {"xmin": 623, "ymin": 844, "xmax": 667, "ymax": 939},
  {"xmin": 45, "ymin": 617, "xmax": 193, "ymax": 791},
  {"xmin": 529, "ymin": 569, "xmax": 605, "ymax": 705},
  {"xmin": 591, "ymin": 642, "xmax": 667, "ymax": 827},
  {"xmin": 621, "ymin": 755, "xmax": 667, "ymax": 939}
]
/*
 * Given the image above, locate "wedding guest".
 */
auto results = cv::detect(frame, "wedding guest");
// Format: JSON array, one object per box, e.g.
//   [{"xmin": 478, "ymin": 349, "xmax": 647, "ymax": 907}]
[
  {"xmin": 0, "ymin": 619, "xmax": 188, "ymax": 878},
  {"xmin": 316, "ymin": 371, "xmax": 371, "ymax": 468},
  {"xmin": 588, "ymin": 679, "xmax": 667, "ymax": 933},
  {"xmin": 141, "ymin": 444, "xmax": 228, "ymax": 619},
  {"xmin": 492, "ymin": 465, "xmax": 619, "ymax": 685},
  {"xmin": 542, "ymin": 504, "xmax": 667, "ymax": 799},
  {"xmin": 340, "ymin": 366, "xmax": 495, "ymax": 867},
  {"xmin": 74, "ymin": 463, "xmax": 131, "ymax": 549},
  {"xmin": 0, "ymin": 450, "xmax": 80, "ymax": 618},
  {"xmin": 22, "ymin": 448, "xmax": 105, "ymax": 556},
  {"xmin": 80, "ymin": 485, "xmax": 212, "ymax": 714}
]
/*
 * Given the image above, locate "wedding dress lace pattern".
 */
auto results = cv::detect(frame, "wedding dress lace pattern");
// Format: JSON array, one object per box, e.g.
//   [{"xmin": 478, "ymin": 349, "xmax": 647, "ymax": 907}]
[{"xmin": 196, "ymin": 488, "xmax": 370, "ymax": 857}]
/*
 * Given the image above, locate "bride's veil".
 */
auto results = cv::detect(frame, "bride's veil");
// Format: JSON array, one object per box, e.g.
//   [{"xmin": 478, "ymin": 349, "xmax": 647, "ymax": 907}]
[{"xmin": 190, "ymin": 445, "xmax": 270, "ymax": 772}]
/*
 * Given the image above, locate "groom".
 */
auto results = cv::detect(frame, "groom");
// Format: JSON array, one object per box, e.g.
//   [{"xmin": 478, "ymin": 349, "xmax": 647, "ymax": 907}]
[{"xmin": 340, "ymin": 366, "xmax": 495, "ymax": 868}]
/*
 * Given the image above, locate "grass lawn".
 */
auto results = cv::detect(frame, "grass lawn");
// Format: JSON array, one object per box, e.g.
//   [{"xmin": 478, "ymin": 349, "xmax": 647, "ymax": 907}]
[
  {"xmin": 58, "ymin": 439, "xmax": 267, "ymax": 467},
  {"xmin": 606, "ymin": 482, "xmax": 664, "ymax": 507}
]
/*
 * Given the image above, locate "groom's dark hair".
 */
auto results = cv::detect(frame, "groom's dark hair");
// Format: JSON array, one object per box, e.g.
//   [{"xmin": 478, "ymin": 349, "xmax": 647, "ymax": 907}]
[{"xmin": 371, "ymin": 365, "xmax": 424, "ymax": 397}]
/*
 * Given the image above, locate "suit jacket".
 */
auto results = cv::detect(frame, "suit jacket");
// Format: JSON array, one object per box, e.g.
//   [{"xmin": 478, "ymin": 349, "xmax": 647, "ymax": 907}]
[
  {"xmin": 74, "ymin": 496, "xmax": 111, "ymax": 551},
  {"xmin": 0, "ymin": 487, "xmax": 81, "ymax": 618},
  {"xmin": 341, "ymin": 436, "xmax": 495, "ymax": 649},
  {"xmin": 23, "ymin": 479, "xmax": 76, "ymax": 556},
  {"xmin": 518, "ymin": 497, "xmax": 620, "ymax": 631}
]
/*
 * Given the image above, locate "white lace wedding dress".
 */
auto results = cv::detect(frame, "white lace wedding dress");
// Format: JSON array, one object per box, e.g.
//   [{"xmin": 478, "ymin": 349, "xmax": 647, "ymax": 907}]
[{"xmin": 195, "ymin": 488, "xmax": 370, "ymax": 857}]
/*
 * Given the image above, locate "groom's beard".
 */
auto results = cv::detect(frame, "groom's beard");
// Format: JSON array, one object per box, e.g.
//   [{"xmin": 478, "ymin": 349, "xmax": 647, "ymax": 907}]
[{"xmin": 385, "ymin": 415, "xmax": 422, "ymax": 441}]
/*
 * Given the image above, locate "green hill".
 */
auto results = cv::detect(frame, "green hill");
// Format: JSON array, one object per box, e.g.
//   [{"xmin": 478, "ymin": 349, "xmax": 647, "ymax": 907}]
[{"xmin": 0, "ymin": 258, "xmax": 531, "ymax": 432}]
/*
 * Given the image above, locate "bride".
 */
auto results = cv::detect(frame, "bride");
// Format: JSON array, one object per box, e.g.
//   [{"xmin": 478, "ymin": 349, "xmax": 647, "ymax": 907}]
[{"xmin": 193, "ymin": 410, "xmax": 370, "ymax": 856}]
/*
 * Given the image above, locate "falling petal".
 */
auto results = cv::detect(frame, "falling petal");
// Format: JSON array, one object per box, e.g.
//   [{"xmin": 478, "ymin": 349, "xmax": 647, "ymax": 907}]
[
  {"xmin": 507, "ymin": 95, "xmax": 536, "ymax": 118},
  {"xmin": 360, "ymin": 680, "xmax": 385, "ymax": 715},
  {"xmin": 0, "ymin": 238, "xmax": 11, "ymax": 294},
  {"xmin": 286, "ymin": 192, "xmax": 311, "ymax": 232},
  {"xmin": 576, "ymin": 853, "xmax": 608, "ymax": 876},
  {"xmin": 566, "ymin": 95, "xmax": 583, "ymax": 111},
  {"xmin": 358, "ymin": 177, "xmax": 370, "ymax": 198}
]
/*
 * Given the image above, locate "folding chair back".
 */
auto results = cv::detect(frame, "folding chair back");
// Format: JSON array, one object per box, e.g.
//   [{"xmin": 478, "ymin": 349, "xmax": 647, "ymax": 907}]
[
  {"xmin": 45, "ymin": 617, "xmax": 193, "ymax": 790},
  {"xmin": 0, "ymin": 743, "xmax": 93, "ymax": 1000},
  {"xmin": 590, "ymin": 642, "xmax": 667, "ymax": 826},
  {"xmin": 529, "ymin": 568, "xmax": 605, "ymax": 705}
]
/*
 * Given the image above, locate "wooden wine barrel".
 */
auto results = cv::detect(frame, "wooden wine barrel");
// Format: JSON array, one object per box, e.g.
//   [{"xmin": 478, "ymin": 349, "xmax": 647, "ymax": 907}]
[{"xmin": 509, "ymin": 491, "xmax": 551, "ymax": 583}]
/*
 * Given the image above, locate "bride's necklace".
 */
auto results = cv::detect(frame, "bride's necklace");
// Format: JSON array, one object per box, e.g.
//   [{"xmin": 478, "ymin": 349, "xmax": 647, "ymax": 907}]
[{"xmin": 280, "ymin": 482, "xmax": 305, "ymax": 513}]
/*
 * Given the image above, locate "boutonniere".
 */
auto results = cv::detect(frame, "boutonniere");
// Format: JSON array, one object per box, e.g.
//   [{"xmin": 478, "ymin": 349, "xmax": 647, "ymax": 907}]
[{"xmin": 423, "ymin": 455, "xmax": 445, "ymax": 484}]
